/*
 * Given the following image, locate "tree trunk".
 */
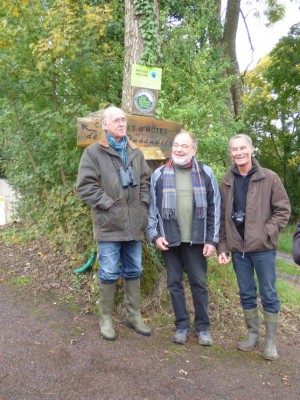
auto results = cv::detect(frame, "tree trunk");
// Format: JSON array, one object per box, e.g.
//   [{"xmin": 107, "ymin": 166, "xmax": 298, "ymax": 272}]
[
  {"xmin": 122, "ymin": 0, "xmax": 144, "ymax": 112},
  {"xmin": 222, "ymin": 0, "xmax": 243, "ymax": 118},
  {"xmin": 122, "ymin": 0, "xmax": 160, "ymax": 112}
]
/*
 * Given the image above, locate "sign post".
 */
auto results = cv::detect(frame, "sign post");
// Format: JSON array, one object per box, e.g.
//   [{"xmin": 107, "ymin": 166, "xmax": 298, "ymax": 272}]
[
  {"xmin": 130, "ymin": 64, "xmax": 162, "ymax": 117},
  {"xmin": 77, "ymin": 64, "xmax": 183, "ymax": 168},
  {"xmin": 77, "ymin": 111, "xmax": 182, "ymax": 162}
]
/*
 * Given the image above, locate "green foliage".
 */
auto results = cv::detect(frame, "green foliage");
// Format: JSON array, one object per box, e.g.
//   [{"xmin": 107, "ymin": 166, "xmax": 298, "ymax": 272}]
[
  {"xmin": 5, "ymin": 276, "xmax": 32, "ymax": 286},
  {"xmin": 133, "ymin": 0, "xmax": 162, "ymax": 66},
  {"xmin": 0, "ymin": 0, "xmax": 239, "ymax": 261},
  {"xmin": 34, "ymin": 184, "xmax": 94, "ymax": 259},
  {"xmin": 157, "ymin": 5, "xmax": 240, "ymax": 177},
  {"xmin": 278, "ymin": 224, "xmax": 295, "ymax": 253},
  {"xmin": 242, "ymin": 24, "xmax": 300, "ymax": 217},
  {"xmin": 141, "ymin": 240, "xmax": 162, "ymax": 296},
  {"xmin": 264, "ymin": 0, "xmax": 285, "ymax": 26},
  {"xmin": 207, "ymin": 257, "xmax": 239, "ymax": 306},
  {"xmin": 0, "ymin": 0, "xmax": 125, "ymax": 255},
  {"xmin": 276, "ymin": 279, "xmax": 300, "ymax": 308},
  {"xmin": 276, "ymin": 258, "xmax": 300, "ymax": 278}
]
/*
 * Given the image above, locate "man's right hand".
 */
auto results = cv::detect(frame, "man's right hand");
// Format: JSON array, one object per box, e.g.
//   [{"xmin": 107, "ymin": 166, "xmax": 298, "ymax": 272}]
[
  {"xmin": 218, "ymin": 252, "xmax": 231, "ymax": 265},
  {"xmin": 155, "ymin": 237, "xmax": 169, "ymax": 251}
]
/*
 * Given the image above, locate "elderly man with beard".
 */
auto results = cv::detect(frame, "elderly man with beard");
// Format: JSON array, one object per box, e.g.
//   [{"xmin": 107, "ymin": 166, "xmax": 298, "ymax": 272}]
[{"xmin": 147, "ymin": 130, "xmax": 220, "ymax": 345}]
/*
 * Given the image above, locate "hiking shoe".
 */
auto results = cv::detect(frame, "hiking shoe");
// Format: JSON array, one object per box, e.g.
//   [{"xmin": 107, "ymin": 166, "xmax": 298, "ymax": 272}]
[
  {"xmin": 172, "ymin": 328, "xmax": 189, "ymax": 344},
  {"xmin": 198, "ymin": 330, "xmax": 212, "ymax": 346}
]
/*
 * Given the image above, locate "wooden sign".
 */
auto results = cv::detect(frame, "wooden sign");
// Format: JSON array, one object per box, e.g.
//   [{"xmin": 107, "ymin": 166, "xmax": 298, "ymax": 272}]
[{"xmin": 77, "ymin": 110, "xmax": 183, "ymax": 160}]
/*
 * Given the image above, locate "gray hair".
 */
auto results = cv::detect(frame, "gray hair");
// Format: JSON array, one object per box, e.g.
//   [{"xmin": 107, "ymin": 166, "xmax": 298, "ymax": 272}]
[
  {"xmin": 174, "ymin": 129, "xmax": 197, "ymax": 149},
  {"xmin": 229, "ymin": 134, "xmax": 253, "ymax": 149},
  {"xmin": 102, "ymin": 106, "xmax": 123, "ymax": 123}
]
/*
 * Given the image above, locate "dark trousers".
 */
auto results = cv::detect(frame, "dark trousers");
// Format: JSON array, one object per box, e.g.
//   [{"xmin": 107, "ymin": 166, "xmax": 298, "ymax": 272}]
[{"xmin": 162, "ymin": 243, "xmax": 210, "ymax": 332}]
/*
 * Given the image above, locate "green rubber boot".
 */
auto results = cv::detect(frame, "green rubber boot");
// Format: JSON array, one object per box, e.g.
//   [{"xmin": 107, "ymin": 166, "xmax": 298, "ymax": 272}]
[
  {"xmin": 263, "ymin": 312, "xmax": 279, "ymax": 361},
  {"xmin": 99, "ymin": 282, "xmax": 116, "ymax": 341},
  {"xmin": 237, "ymin": 308, "xmax": 260, "ymax": 351},
  {"xmin": 124, "ymin": 279, "xmax": 151, "ymax": 336}
]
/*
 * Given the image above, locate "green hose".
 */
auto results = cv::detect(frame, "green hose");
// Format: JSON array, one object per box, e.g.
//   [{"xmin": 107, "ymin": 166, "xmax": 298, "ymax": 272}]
[{"xmin": 73, "ymin": 250, "xmax": 97, "ymax": 274}]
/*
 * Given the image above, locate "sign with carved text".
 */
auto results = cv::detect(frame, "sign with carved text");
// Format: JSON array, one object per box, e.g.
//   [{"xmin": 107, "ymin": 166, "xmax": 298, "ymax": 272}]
[{"xmin": 77, "ymin": 110, "xmax": 183, "ymax": 160}]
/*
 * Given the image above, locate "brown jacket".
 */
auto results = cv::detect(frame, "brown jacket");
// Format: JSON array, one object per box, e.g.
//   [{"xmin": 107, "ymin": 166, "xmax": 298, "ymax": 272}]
[
  {"xmin": 76, "ymin": 134, "xmax": 151, "ymax": 242},
  {"xmin": 217, "ymin": 159, "xmax": 291, "ymax": 254}
]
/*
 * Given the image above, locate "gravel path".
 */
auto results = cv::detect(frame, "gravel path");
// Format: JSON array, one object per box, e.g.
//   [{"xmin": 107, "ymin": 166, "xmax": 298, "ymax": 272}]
[
  {"xmin": 1, "ymin": 275, "xmax": 300, "ymax": 399},
  {"xmin": 1, "ymin": 235, "xmax": 300, "ymax": 400}
]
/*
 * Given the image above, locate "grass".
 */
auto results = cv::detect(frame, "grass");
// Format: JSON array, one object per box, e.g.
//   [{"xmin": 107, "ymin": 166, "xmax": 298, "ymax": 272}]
[
  {"xmin": 1, "ymin": 222, "xmax": 299, "ymax": 322},
  {"xmin": 207, "ymin": 248, "xmax": 300, "ymax": 312},
  {"xmin": 278, "ymin": 223, "xmax": 296, "ymax": 253},
  {"xmin": 5, "ymin": 276, "xmax": 31, "ymax": 285},
  {"xmin": 276, "ymin": 279, "xmax": 300, "ymax": 305},
  {"xmin": 0, "ymin": 224, "xmax": 37, "ymax": 245},
  {"xmin": 207, "ymin": 257, "xmax": 239, "ymax": 305},
  {"xmin": 276, "ymin": 258, "xmax": 300, "ymax": 277}
]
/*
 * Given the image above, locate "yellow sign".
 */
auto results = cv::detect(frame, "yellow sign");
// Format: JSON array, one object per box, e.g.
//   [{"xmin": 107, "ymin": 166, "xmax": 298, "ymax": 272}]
[{"xmin": 131, "ymin": 64, "xmax": 162, "ymax": 90}]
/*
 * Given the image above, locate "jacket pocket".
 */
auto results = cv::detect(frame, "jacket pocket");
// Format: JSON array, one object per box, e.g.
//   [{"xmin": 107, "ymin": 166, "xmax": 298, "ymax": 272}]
[
  {"xmin": 265, "ymin": 221, "xmax": 279, "ymax": 247},
  {"xmin": 94, "ymin": 204, "xmax": 125, "ymax": 233}
]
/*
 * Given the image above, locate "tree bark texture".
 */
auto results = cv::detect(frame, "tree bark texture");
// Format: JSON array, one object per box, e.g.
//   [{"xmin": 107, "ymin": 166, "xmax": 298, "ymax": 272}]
[
  {"xmin": 122, "ymin": 0, "xmax": 144, "ymax": 112},
  {"xmin": 222, "ymin": 0, "xmax": 243, "ymax": 118},
  {"xmin": 122, "ymin": 0, "xmax": 160, "ymax": 113}
]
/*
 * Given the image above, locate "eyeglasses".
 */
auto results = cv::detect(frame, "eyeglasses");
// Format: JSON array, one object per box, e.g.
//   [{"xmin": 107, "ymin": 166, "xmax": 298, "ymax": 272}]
[{"xmin": 112, "ymin": 117, "xmax": 126, "ymax": 125}]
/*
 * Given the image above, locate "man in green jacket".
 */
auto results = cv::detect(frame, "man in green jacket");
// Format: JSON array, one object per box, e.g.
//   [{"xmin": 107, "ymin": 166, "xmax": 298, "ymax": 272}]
[
  {"xmin": 218, "ymin": 134, "xmax": 291, "ymax": 360},
  {"xmin": 76, "ymin": 106, "xmax": 152, "ymax": 340}
]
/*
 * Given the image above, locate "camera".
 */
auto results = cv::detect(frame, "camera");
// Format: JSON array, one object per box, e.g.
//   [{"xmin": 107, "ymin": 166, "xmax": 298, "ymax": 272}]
[
  {"xmin": 119, "ymin": 165, "xmax": 138, "ymax": 188},
  {"xmin": 231, "ymin": 210, "xmax": 245, "ymax": 226}
]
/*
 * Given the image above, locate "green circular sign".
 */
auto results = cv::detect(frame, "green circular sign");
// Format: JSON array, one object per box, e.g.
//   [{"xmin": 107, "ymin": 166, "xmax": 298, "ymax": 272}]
[{"xmin": 134, "ymin": 89, "xmax": 156, "ymax": 113}]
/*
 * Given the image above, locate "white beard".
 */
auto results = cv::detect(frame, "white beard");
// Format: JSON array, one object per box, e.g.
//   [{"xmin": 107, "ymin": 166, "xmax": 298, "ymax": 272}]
[{"xmin": 172, "ymin": 155, "xmax": 193, "ymax": 166}]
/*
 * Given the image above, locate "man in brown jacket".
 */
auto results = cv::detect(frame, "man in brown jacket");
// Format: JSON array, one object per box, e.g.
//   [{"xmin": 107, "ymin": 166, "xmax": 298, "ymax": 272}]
[
  {"xmin": 218, "ymin": 134, "xmax": 291, "ymax": 361},
  {"xmin": 76, "ymin": 106, "xmax": 152, "ymax": 340}
]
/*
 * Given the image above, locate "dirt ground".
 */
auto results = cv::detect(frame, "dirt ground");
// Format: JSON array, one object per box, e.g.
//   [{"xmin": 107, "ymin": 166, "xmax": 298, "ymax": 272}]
[{"xmin": 1, "ymin": 226, "xmax": 300, "ymax": 400}]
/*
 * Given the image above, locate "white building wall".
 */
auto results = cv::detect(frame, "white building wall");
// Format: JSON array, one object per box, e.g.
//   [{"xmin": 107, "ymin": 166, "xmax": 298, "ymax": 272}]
[{"xmin": 0, "ymin": 179, "xmax": 17, "ymax": 225}]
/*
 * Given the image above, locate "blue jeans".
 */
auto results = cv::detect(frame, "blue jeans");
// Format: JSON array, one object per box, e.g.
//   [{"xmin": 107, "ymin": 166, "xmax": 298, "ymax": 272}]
[
  {"xmin": 98, "ymin": 241, "xmax": 143, "ymax": 283},
  {"xmin": 232, "ymin": 250, "xmax": 280, "ymax": 313},
  {"xmin": 162, "ymin": 243, "xmax": 210, "ymax": 332}
]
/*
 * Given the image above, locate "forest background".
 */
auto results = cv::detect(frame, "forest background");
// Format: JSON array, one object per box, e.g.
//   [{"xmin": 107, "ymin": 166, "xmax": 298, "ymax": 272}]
[{"xmin": 0, "ymin": 0, "xmax": 299, "ymax": 289}]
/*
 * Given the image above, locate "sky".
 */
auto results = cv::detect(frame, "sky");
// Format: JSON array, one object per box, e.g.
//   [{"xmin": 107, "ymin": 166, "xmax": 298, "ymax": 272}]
[{"xmin": 235, "ymin": 1, "xmax": 300, "ymax": 71}]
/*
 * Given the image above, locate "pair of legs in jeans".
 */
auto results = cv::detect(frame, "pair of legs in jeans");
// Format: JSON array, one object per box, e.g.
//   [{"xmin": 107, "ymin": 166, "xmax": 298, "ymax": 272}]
[
  {"xmin": 97, "ymin": 240, "xmax": 151, "ymax": 340},
  {"xmin": 162, "ymin": 243, "xmax": 210, "ymax": 333},
  {"xmin": 232, "ymin": 250, "xmax": 281, "ymax": 360},
  {"xmin": 98, "ymin": 241, "xmax": 142, "ymax": 283},
  {"xmin": 232, "ymin": 249, "xmax": 280, "ymax": 313}
]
